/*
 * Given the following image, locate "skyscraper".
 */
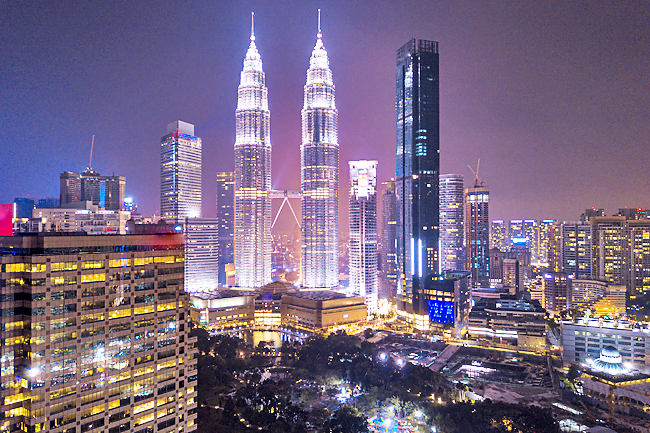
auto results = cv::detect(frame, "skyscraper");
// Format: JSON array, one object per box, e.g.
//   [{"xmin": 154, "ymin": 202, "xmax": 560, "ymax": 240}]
[
  {"xmin": 395, "ymin": 38, "xmax": 440, "ymax": 310},
  {"xmin": 560, "ymin": 221, "xmax": 593, "ymax": 279},
  {"xmin": 465, "ymin": 184, "xmax": 490, "ymax": 285},
  {"xmin": 234, "ymin": 18, "xmax": 272, "ymax": 288},
  {"xmin": 160, "ymin": 120, "xmax": 202, "ymax": 222},
  {"xmin": 349, "ymin": 160, "xmax": 378, "ymax": 314},
  {"xmin": 439, "ymin": 174, "xmax": 464, "ymax": 272},
  {"xmin": 539, "ymin": 219, "xmax": 560, "ymax": 270},
  {"xmin": 301, "ymin": 15, "xmax": 339, "ymax": 289},
  {"xmin": 381, "ymin": 181, "xmax": 398, "ymax": 298},
  {"xmin": 185, "ymin": 218, "xmax": 219, "ymax": 292},
  {"xmin": 490, "ymin": 220, "xmax": 507, "ymax": 251},
  {"xmin": 216, "ymin": 172, "xmax": 235, "ymax": 286},
  {"xmin": 59, "ymin": 171, "xmax": 125, "ymax": 211}
]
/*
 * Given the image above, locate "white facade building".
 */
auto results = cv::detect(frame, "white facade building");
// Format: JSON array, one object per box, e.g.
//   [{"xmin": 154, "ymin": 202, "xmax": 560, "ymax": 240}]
[
  {"xmin": 349, "ymin": 160, "xmax": 378, "ymax": 314},
  {"xmin": 28, "ymin": 204, "xmax": 130, "ymax": 235},
  {"xmin": 439, "ymin": 174, "xmax": 464, "ymax": 272},
  {"xmin": 185, "ymin": 218, "xmax": 219, "ymax": 292},
  {"xmin": 301, "ymin": 19, "xmax": 339, "ymax": 289},
  {"xmin": 234, "ymin": 18, "xmax": 272, "ymax": 289}
]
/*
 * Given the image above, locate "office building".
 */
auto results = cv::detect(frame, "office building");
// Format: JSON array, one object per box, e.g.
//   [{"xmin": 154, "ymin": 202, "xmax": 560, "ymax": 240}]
[
  {"xmin": 539, "ymin": 219, "xmax": 560, "ymax": 270},
  {"xmin": 561, "ymin": 221, "xmax": 593, "ymax": 279},
  {"xmin": 13, "ymin": 198, "xmax": 35, "ymax": 219},
  {"xmin": 348, "ymin": 160, "xmax": 378, "ymax": 314},
  {"xmin": 59, "ymin": 171, "xmax": 126, "ymax": 211},
  {"xmin": 184, "ymin": 218, "xmax": 219, "ymax": 292},
  {"xmin": 615, "ymin": 207, "xmax": 649, "ymax": 220},
  {"xmin": 18, "ymin": 202, "xmax": 131, "ymax": 235},
  {"xmin": 489, "ymin": 247, "xmax": 506, "ymax": 280},
  {"xmin": 591, "ymin": 216, "xmax": 628, "ymax": 288},
  {"xmin": 440, "ymin": 174, "xmax": 464, "ymax": 272},
  {"xmin": 629, "ymin": 220, "xmax": 650, "ymax": 294},
  {"xmin": 581, "ymin": 207, "xmax": 604, "ymax": 222},
  {"xmin": 522, "ymin": 219, "xmax": 539, "ymax": 262},
  {"xmin": 234, "ymin": 24, "xmax": 272, "ymax": 289},
  {"xmin": 0, "ymin": 233, "xmax": 198, "ymax": 433},
  {"xmin": 502, "ymin": 258, "xmax": 523, "ymax": 294},
  {"xmin": 467, "ymin": 295, "xmax": 547, "ymax": 353},
  {"xmin": 37, "ymin": 197, "xmax": 61, "ymax": 208},
  {"xmin": 490, "ymin": 220, "xmax": 507, "ymax": 251},
  {"xmin": 301, "ymin": 22, "xmax": 339, "ymax": 289},
  {"xmin": 395, "ymin": 38, "xmax": 440, "ymax": 318},
  {"xmin": 381, "ymin": 181, "xmax": 398, "ymax": 298},
  {"xmin": 465, "ymin": 185, "xmax": 490, "ymax": 286},
  {"xmin": 216, "ymin": 172, "xmax": 235, "ymax": 287},
  {"xmin": 543, "ymin": 271, "xmax": 571, "ymax": 314},
  {"xmin": 160, "ymin": 120, "xmax": 202, "ymax": 223}
]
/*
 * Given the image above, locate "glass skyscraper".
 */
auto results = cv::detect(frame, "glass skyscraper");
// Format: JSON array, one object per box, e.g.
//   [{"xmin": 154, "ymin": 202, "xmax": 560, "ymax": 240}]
[
  {"xmin": 439, "ymin": 174, "xmax": 464, "ymax": 272},
  {"xmin": 381, "ymin": 181, "xmax": 398, "ymax": 298},
  {"xmin": 349, "ymin": 160, "xmax": 378, "ymax": 314},
  {"xmin": 216, "ymin": 172, "xmax": 234, "ymax": 286},
  {"xmin": 234, "ymin": 23, "xmax": 272, "ymax": 288},
  {"xmin": 465, "ymin": 185, "xmax": 490, "ymax": 285},
  {"xmin": 395, "ymin": 39, "xmax": 440, "ymax": 312},
  {"xmin": 160, "ymin": 120, "xmax": 202, "ymax": 223},
  {"xmin": 301, "ymin": 23, "xmax": 339, "ymax": 289}
]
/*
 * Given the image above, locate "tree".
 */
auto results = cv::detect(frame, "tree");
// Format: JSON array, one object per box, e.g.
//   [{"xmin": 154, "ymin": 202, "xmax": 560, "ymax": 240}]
[
  {"xmin": 320, "ymin": 406, "xmax": 369, "ymax": 433},
  {"xmin": 567, "ymin": 364, "xmax": 580, "ymax": 383},
  {"xmin": 364, "ymin": 328, "xmax": 374, "ymax": 339},
  {"xmin": 190, "ymin": 327, "xmax": 212, "ymax": 354}
]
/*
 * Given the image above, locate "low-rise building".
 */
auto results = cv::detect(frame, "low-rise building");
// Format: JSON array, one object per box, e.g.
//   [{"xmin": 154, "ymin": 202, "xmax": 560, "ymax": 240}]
[
  {"xmin": 14, "ymin": 202, "xmax": 131, "ymax": 235},
  {"xmin": 467, "ymin": 295, "xmax": 547, "ymax": 353},
  {"xmin": 281, "ymin": 291, "xmax": 367, "ymax": 331}
]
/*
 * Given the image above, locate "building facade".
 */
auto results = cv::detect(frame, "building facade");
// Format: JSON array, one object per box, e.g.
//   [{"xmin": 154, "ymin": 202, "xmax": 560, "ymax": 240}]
[
  {"xmin": 561, "ymin": 221, "xmax": 593, "ymax": 279},
  {"xmin": 381, "ymin": 181, "xmax": 398, "ymax": 298},
  {"xmin": 465, "ymin": 185, "xmax": 490, "ymax": 286},
  {"xmin": 439, "ymin": 174, "xmax": 464, "ymax": 272},
  {"xmin": 543, "ymin": 271, "xmax": 571, "ymax": 314},
  {"xmin": 160, "ymin": 121, "xmax": 202, "ymax": 223},
  {"xmin": 348, "ymin": 161, "xmax": 378, "ymax": 314},
  {"xmin": 184, "ymin": 218, "xmax": 219, "ymax": 292},
  {"xmin": 490, "ymin": 220, "xmax": 507, "ymax": 251},
  {"xmin": 539, "ymin": 219, "xmax": 560, "ymax": 270},
  {"xmin": 0, "ymin": 233, "xmax": 197, "ymax": 433},
  {"xmin": 395, "ymin": 38, "xmax": 440, "ymax": 314},
  {"xmin": 59, "ymin": 171, "xmax": 125, "ymax": 211},
  {"xmin": 301, "ymin": 25, "xmax": 339, "ymax": 289},
  {"xmin": 216, "ymin": 172, "xmax": 235, "ymax": 287}
]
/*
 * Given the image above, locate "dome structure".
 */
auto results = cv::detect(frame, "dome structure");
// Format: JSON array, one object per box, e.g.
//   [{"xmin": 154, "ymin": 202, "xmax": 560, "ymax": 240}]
[{"xmin": 591, "ymin": 346, "xmax": 629, "ymax": 376}]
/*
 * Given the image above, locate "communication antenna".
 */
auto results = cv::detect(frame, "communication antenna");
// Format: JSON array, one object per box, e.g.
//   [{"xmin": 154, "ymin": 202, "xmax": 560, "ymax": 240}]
[
  {"xmin": 318, "ymin": 9, "xmax": 321, "ymax": 34},
  {"xmin": 251, "ymin": 12, "xmax": 254, "ymax": 40},
  {"xmin": 88, "ymin": 135, "xmax": 95, "ymax": 171}
]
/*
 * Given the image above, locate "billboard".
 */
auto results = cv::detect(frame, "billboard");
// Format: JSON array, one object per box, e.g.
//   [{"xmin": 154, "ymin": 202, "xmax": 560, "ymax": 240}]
[
  {"xmin": 0, "ymin": 203, "xmax": 12, "ymax": 236},
  {"xmin": 428, "ymin": 299, "xmax": 454, "ymax": 325}
]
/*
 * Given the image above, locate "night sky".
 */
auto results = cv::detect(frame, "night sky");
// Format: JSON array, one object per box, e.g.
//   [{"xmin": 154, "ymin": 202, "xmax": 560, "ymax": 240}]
[{"xmin": 2, "ymin": 1, "xmax": 649, "ymax": 233}]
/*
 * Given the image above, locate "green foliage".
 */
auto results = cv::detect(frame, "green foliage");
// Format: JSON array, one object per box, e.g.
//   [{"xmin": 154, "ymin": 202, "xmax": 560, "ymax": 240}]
[{"xmin": 320, "ymin": 406, "xmax": 369, "ymax": 433}]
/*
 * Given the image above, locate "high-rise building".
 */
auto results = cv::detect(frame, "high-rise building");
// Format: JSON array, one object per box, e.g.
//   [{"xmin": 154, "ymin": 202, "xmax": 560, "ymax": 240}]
[
  {"xmin": 522, "ymin": 219, "xmax": 540, "ymax": 262},
  {"xmin": 13, "ymin": 197, "xmax": 35, "ymax": 218},
  {"xmin": 0, "ymin": 233, "xmax": 198, "ymax": 433},
  {"xmin": 615, "ymin": 207, "xmax": 650, "ymax": 220},
  {"xmin": 543, "ymin": 271, "xmax": 571, "ymax": 314},
  {"xmin": 539, "ymin": 219, "xmax": 560, "ymax": 270},
  {"xmin": 590, "ymin": 216, "xmax": 627, "ymax": 288},
  {"xmin": 465, "ymin": 185, "xmax": 490, "ymax": 286},
  {"xmin": 234, "ymin": 23, "xmax": 272, "ymax": 289},
  {"xmin": 395, "ymin": 38, "xmax": 440, "ymax": 312},
  {"xmin": 216, "ymin": 172, "xmax": 235, "ymax": 287},
  {"xmin": 59, "ymin": 171, "xmax": 125, "ymax": 211},
  {"xmin": 37, "ymin": 197, "xmax": 60, "ymax": 208},
  {"xmin": 185, "ymin": 218, "xmax": 219, "ymax": 292},
  {"xmin": 301, "ymin": 20, "xmax": 339, "ymax": 289},
  {"xmin": 581, "ymin": 207, "xmax": 604, "ymax": 222},
  {"xmin": 508, "ymin": 220, "xmax": 524, "ymax": 245},
  {"xmin": 440, "ymin": 174, "xmax": 464, "ymax": 272},
  {"xmin": 560, "ymin": 221, "xmax": 593, "ymax": 279},
  {"xmin": 629, "ymin": 220, "xmax": 650, "ymax": 294},
  {"xmin": 490, "ymin": 220, "xmax": 507, "ymax": 251},
  {"xmin": 160, "ymin": 120, "xmax": 202, "ymax": 222},
  {"xmin": 381, "ymin": 181, "xmax": 398, "ymax": 298},
  {"xmin": 349, "ymin": 160, "xmax": 378, "ymax": 314}
]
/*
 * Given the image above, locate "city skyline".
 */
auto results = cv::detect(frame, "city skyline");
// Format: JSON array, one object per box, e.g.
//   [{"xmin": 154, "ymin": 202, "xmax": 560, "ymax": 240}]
[{"xmin": 2, "ymin": 1, "xmax": 649, "ymax": 228}]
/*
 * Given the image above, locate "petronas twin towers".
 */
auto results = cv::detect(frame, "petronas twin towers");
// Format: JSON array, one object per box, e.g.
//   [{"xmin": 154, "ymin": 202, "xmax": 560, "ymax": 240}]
[{"xmin": 234, "ymin": 12, "xmax": 339, "ymax": 289}]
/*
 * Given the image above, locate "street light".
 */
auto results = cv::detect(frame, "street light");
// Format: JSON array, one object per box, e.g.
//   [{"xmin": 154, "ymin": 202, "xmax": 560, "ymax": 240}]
[{"xmin": 378, "ymin": 352, "xmax": 388, "ymax": 361}]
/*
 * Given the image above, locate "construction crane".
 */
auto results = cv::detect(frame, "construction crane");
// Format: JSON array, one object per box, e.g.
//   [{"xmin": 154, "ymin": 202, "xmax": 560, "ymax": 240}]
[
  {"xmin": 87, "ymin": 135, "xmax": 95, "ymax": 171},
  {"xmin": 467, "ymin": 158, "xmax": 485, "ymax": 187}
]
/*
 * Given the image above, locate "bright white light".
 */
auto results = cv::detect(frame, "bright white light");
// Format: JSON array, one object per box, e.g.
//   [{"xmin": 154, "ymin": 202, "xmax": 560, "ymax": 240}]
[
  {"xmin": 396, "ymin": 358, "xmax": 405, "ymax": 367},
  {"xmin": 378, "ymin": 352, "xmax": 388, "ymax": 361},
  {"xmin": 28, "ymin": 367, "xmax": 40, "ymax": 378},
  {"xmin": 383, "ymin": 419, "xmax": 393, "ymax": 428},
  {"xmin": 414, "ymin": 410, "xmax": 423, "ymax": 418}
]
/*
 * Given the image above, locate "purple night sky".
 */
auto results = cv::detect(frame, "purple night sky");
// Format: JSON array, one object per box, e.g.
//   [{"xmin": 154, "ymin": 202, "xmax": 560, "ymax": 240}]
[{"xmin": 1, "ymin": 1, "xmax": 649, "ymax": 233}]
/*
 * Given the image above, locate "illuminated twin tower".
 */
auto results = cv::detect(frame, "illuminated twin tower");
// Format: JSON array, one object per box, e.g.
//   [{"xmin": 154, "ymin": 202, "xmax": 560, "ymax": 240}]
[{"xmin": 234, "ymin": 12, "xmax": 339, "ymax": 289}]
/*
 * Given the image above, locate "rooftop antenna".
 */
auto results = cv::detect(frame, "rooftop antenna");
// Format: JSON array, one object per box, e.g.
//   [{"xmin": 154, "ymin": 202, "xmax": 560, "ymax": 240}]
[
  {"xmin": 318, "ymin": 9, "xmax": 321, "ymax": 36},
  {"xmin": 88, "ymin": 135, "xmax": 95, "ymax": 171},
  {"xmin": 250, "ymin": 12, "xmax": 255, "ymax": 41}
]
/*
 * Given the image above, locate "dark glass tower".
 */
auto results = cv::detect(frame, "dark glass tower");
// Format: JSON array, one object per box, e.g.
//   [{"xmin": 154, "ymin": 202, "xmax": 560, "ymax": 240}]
[{"xmin": 395, "ymin": 39, "xmax": 440, "ymax": 315}]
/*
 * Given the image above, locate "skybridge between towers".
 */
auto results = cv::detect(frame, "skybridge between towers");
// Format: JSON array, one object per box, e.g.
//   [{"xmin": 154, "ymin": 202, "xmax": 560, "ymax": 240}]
[{"xmin": 270, "ymin": 190, "xmax": 301, "ymax": 229}]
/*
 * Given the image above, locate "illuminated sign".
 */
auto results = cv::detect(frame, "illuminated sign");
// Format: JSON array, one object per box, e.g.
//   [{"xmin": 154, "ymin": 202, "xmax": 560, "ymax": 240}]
[
  {"xmin": 428, "ymin": 300, "xmax": 454, "ymax": 325},
  {"xmin": 511, "ymin": 237, "xmax": 528, "ymax": 245},
  {"xmin": 200, "ymin": 310, "xmax": 208, "ymax": 324}
]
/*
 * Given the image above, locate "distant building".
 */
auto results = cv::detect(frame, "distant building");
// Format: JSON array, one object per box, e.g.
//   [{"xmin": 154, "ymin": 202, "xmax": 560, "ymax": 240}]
[
  {"xmin": 440, "ymin": 174, "xmax": 464, "ymax": 272},
  {"xmin": 0, "ymin": 233, "xmax": 198, "ymax": 433},
  {"xmin": 348, "ymin": 160, "xmax": 378, "ymax": 314},
  {"xmin": 615, "ymin": 207, "xmax": 649, "ymax": 220},
  {"xmin": 160, "ymin": 120, "xmax": 202, "ymax": 223},
  {"xmin": 581, "ymin": 207, "xmax": 605, "ymax": 222},
  {"xmin": 543, "ymin": 271, "xmax": 571, "ymax": 314},
  {"xmin": 216, "ymin": 172, "xmax": 235, "ymax": 286},
  {"xmin": 59, "ymin": 171, "xmax": 125, "ymax": 211},
  {"xmin": 490, "ymin": 220, "xmax": 507, "ymax": 251},
  {"xmin": 465, "ymin": 185, "xmax": 490, "ymax": 286},
  {"xmin": 37, "ymin": 197, "xmax": 60, "ymax": 208},
  {"xmin": 502, "ymin": 258, "xmax": 523, "ymax": 294},
  {"xmin": 467, "ymin": 295, "xmax": 546, "ymax": 353},
  {"xmin": 13, "ymin": 197, "xmax": 35, "ymax": 218},
  {"xmin": 23, "ymin": 202, "xmax": 131, "ymax": 235},
  {"xmin": 489, "ymin": 247, "xmax": 506, "ymax": 280},
  {"xmin": 184, "ymin": 218, "xmax": 219, "ymax": 292},
  {"xmin": 282, "ymin": 291, "xmax": 368, "ymax": 331},
  {"xmin": 522, "ymin": 219, "xmax": 540, "ymax": 262},
  {"xmin": 381, "ymin": 181, "xmax": 398, "ymax": 298},
  {"xmin": 539, "ymin": 219, "xmax": 560, "ymax": 270},
  {"xmin": 561, "ymin": 221, "xmax": 593, "ymax": 278}
]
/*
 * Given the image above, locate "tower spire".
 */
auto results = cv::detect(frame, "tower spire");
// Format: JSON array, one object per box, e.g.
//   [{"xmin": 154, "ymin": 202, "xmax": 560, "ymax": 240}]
[
  {"xmin": 251, "ymin": 11, "xmax": 255, "ymax": 41},
  {"xmin": 317, "ymin": 9, "xmax": 321, "ymax": 37}
]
